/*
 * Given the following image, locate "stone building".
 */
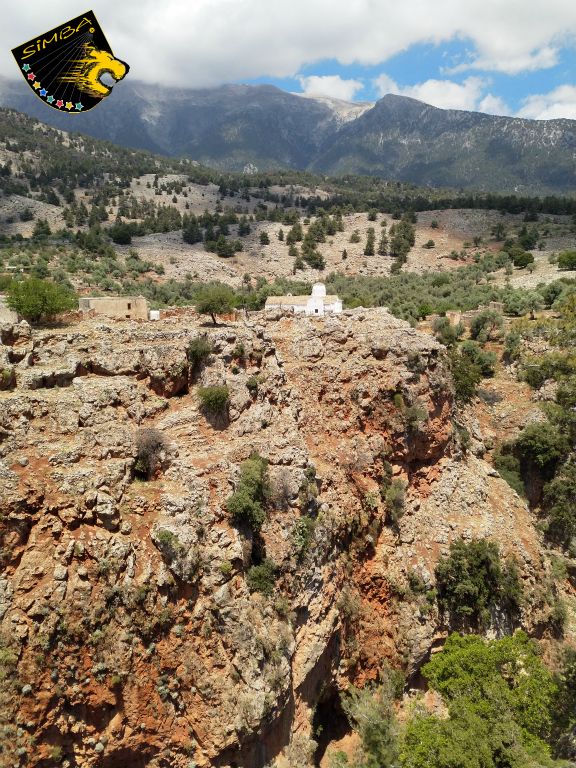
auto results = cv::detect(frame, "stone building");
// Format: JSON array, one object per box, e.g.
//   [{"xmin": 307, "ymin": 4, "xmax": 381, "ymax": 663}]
[
  {"xmin": 424, "ymin": 301, "xmax": 505, "ymax": 330},
  {"xmin": 79, "ymin": 296, "xmax": 149, "ymax": 321},
  {"xmin": 264, "ymin": 282, "xmax": 342, "ymax": 316}
]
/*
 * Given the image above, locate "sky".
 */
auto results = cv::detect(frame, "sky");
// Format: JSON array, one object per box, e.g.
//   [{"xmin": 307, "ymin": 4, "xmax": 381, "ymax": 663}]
[{"xmin": 2, "ymin": 0, "xmax": 576, "ymax": 119}]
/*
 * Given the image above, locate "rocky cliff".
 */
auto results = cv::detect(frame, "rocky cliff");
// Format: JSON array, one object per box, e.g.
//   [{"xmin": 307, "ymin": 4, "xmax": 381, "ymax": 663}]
[{"xmin": 0, "ymin": 309, "xmax": 552, "ymax": 767}]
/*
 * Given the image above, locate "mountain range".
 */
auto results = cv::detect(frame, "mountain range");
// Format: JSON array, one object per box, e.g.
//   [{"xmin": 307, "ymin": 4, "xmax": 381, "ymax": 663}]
[{"xmin": 1, "ymin": 76, "xmax": 575, "ymax": 194}]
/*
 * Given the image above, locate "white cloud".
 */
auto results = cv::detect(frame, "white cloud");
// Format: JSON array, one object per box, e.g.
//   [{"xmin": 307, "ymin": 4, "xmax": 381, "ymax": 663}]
[
  {"xmin": 447, "ymin": 45, "xmax": 560, "ymax": 76},
  {"xmin": 372, "ymin": 73, "xmax": 509, "ymax": 114},
  {"xmin": 517, "ymin": 85, "xmax": 576, "ymax": 119},
  {"xmin": 2, "ymin": 0, "xmax": 576, "ymax": 88},
  {"xmin": 298, "ymin": 75, "xmax": 364, "ymax": 101},
  {"xmin": 478, "ymin": 94, "xmax": 509, "ymax": 116}
]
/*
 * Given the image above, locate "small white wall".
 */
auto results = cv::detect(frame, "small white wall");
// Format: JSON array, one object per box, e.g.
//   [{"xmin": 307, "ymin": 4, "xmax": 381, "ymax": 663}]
[
  {"xmin": 324, "ymin": 300, "xmax": 343, "ymax": 314},
  {"xmin": 306, "ymin": 297, "xmax": 325, "ymax": 316}
]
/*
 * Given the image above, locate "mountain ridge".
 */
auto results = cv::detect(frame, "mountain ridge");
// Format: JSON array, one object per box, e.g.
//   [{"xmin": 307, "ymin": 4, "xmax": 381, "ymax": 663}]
[{"xmin": 1, "ymin": 76, "xmax": 575, "ymax": 193}]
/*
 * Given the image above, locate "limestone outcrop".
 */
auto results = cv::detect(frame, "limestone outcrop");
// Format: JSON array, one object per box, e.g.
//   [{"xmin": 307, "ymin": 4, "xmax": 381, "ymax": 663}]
[{"xmin": 0, "ymin": 310, "xmax": 551, "ymax": 767}]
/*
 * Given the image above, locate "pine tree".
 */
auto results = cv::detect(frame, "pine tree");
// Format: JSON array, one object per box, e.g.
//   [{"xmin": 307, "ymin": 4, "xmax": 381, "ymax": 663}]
[
  {"xmin": 378, "ymin": 230, "xmax": 388, "ymax": 256},
  {"xmin": 364, "ymin": 227, "xmax": 375, "ymax": 256}
]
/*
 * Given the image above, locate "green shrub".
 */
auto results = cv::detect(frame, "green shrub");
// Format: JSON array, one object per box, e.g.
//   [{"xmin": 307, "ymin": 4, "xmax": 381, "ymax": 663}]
[
  {"xmin": 557, "ymin": 251, "xmax": 576, "ymax": 270},
  {"xmin": 186, "ymin": 335, "xmax": 213, "ymax": 370},
  {"xmin": 469, "ymin": 310, "xmax": 503, "ymax": 341},
  {"xmin": 401, "ymin": 632, "xmax": 558, "ymax": 768},
  {"xmin": 493, "ymin": 450, "xmax": 525, "ymax": 496},
  {"xmin": 554, "ymin": 647, "xmax": 576, "ymax": 739},
  {"xmin": 432, "ymin": 317, "xmax": 464, "ymax": 347},
  {"xmin": 292, "ymin": 516, "xmax": 316, "ymax": 557},
  {"xmin": 504, "ymin": 330, "xmax": 522, "ymax": 361},
  {"xmin": 49, "ymin": 746, "xmax": 63, "ymax": 763},
  {"xmin": 108, "ymin": 221, "xmax": 133, "ymax": 245},
  {"xmin": 514, "ymin": 422, "xmax": 568, "ymax": 473},
  {"xmin": 407, "ymin": 569, "xmax": 428, "ymax": 595},
  {"xmin": 543, "ymin": 463, "xmax": 576, "ymax": 547},
  {"xmin": 393, "ymin": 392, "xmax": 405, "ymax": 410},
  {"xmin": 454, "ymin": 423, "xmax": 471, "ymax": 452},
  {"xmin": 364, "ymin": 227, "xmax": 376, "ymax": 256},
  {"xmin": 511, "ymin": 248, "xmax": 534, "ymax": 268},
  {"xmin": 227, "ymin": 488, "xmax": 265, "ymax": 531},
  {"xmin": 435, "ymin": 538, "xmax": 522, "ymax": 629},
  {"xmin": 154, "ymin": 528, "xmax": 182, "ymax": 560},
  {"xmin": 406, "ymin": 352, "xmax": 427, "ymax": 373},
  {"xmin": 405, "ymin": 403, "xmax": 428, "ymax": 432},
  {"xmin": 7, "ymin": 277, "xmax": 76, "ymax": 322},
  {"xmin": 459, "ymin": 341, "xmax": 497, "ymax": 377},
  {"xmin": 519, "ymin": 352, "xmax": 576, "ymax": 388},
  {"xmin": 549, "ymin": 596, "xmax": 568, "ymax": 635},
  {"xmin": 246, "ymin": 376, "xmax": 259, "ymax": 394},
  {"xmin": 232, "ymin": 342, "xmax": 245, "ymax": 359},
  {"xmin": 246, "ymin": 558, "xmax": 277, "ymax": 595},
  {"xmin": 219, "ymin": 560, "xmax": 233, "ymax": 577},
  {"xmin": 385, "ymin": 479, "xmax": 406, "ymax": 524},
  {"xmin": 227, "ymin": 453, "xmax": 270, "ymax": 532},
  {"xmin": 238, "ymin": 453, "xmax": 270, "ymax": 499},
  {"xmin": 32, "ymin": 218, "xmax": 51, "ymax": 239},
  {"xmin": 341, "ymin": 668, "xmax": 403, "ymax": 768},
  {"xmin": 0, "ymin": 368, "xmax": 15, "ymax": 391},
  {"xmin": 197, "ymin": 385, "xmax": 229, "ymax": 415},
  {"xmin": 448, "ymin": 349, "xmax": 482, "ymax": 402}
]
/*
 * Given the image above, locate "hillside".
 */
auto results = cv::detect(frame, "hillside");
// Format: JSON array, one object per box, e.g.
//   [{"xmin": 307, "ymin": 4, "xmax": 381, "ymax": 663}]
[
  {"xmin": 2, "ymin": 78, "xmax": 576, "ymax": 193},
  {"xmin": 1, "ymin": 105, "xmax": 576, "ymax": 768}
]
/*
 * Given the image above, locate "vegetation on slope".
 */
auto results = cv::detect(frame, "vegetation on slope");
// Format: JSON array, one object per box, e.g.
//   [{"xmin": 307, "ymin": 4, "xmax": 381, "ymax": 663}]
[
  {"xmin": 497, "ymin": 293, "xmax": 576, "ymax": 552},
  {"xmin": 338, "ymin": 632, "xmax": 574, "ymax": 768}
]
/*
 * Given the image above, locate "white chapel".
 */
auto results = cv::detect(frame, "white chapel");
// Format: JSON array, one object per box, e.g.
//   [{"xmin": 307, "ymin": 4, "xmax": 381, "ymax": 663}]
[{"xmin": 264, "ymin": 282, "xmax": 343, "ymax": 316}]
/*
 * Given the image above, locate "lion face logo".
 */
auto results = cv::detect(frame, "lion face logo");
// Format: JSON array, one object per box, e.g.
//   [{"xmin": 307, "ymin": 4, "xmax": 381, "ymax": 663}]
[
  {"xmin": 12, "ymin": 10, "xmax": 129, "ymax": 113},
  {"xmin": 59, "ymin": 44, "xmax": 129, "ymax": 98}
]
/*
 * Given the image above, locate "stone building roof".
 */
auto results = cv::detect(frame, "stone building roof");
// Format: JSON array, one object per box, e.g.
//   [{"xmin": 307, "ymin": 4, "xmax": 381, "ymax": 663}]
[{"xmin": 265, "ymin": 295, "xmax": 340, "ymax": 305}]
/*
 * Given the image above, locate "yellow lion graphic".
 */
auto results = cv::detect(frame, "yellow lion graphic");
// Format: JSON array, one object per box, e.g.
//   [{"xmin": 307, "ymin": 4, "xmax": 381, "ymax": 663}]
[{"xmin": 59, "ymin": 44, "xmax": 129, "ymax": 98}]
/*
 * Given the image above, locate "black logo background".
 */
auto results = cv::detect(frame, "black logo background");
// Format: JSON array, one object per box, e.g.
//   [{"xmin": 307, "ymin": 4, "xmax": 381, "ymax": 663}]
[{"xmin": 12, "ymin": 10, "xmax": 129, "ymax": 113}]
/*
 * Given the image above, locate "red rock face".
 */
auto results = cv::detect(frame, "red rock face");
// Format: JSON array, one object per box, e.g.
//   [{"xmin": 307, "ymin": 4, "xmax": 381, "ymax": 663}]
[{"xmin": 0, "ymin": 310, "xmax": 550, "ymax": 767}]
